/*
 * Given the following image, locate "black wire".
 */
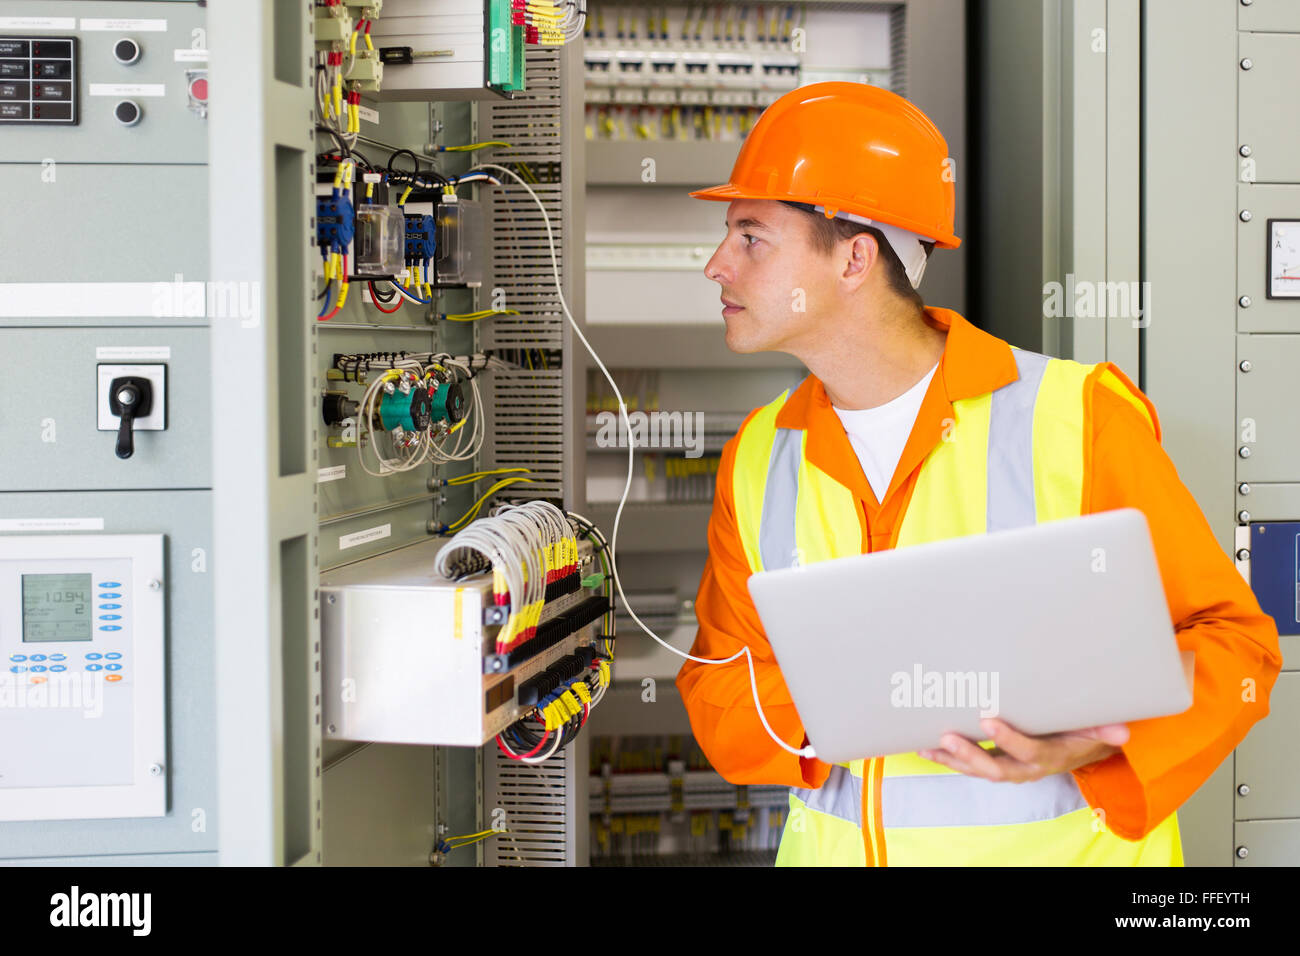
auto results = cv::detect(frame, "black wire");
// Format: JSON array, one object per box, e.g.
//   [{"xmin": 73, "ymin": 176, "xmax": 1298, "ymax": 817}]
[
  {"xmin": 315, "ymin": 123, "xmax": 351, "ymax": 159},
  {"xmin": 387, "ymin": 148, "xmax": 419, "ymax": 185}
]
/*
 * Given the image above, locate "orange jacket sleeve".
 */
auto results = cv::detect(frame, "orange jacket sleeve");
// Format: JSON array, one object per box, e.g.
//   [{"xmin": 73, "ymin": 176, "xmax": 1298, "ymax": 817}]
[
  {"xmin": 675, "ymin": 415, "xmax": 835, "ymax": 788},
  {"xmin": 1070, "ymin": 368, "xmax": 1283, "ymax": 841}
]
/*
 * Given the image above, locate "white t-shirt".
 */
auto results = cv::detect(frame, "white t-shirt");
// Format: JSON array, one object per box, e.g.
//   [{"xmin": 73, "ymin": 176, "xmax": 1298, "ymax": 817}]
[{"xmin": 830, "ymin": 360, "xmax": 940, "ymax": 504}]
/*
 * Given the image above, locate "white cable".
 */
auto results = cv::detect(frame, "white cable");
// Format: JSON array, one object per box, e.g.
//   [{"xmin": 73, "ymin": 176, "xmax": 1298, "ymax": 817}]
[{"xmin": 470, "ymin": 163, "xmax": 816, "ymax": 760}]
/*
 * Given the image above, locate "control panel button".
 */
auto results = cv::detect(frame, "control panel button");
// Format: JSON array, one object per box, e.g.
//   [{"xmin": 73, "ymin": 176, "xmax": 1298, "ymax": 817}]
[
  {"xmin": 85, "ymin": 653, "xmax": 102, "ymax": 660},
  {"xmin": 105, "ymin": 674, "xmax": 123, "ymax": 682},
  {"xmin": 8, "ymin": 665, "xmax": 25, "ymax": 673},
  {"xmin": 49, "ymin": 665, "xmax": 66, "ymax": 672},
  {"xmin": 188, "ymin": 75, "xmax": 207, "ymax": 102},
  {"xmin": 99, "ymin": 603, "xmax": 121, "ymax": 610},
  {"xmin": 49, "ymin": 654, "xmax": 65, "ymax": 661},
  {"xmin": 97, "ymin": 581, "xmax": 121, "ymax": 588},
  {"xmin": 113, "ymin": 38, "xmax": 140, "ymax": 65},
  {"xmin": 86, "ymin": 664, "xmax": 102, "ymax": 672},
  {"xmin": 8, "ymin": 654, "xmax": 26, "ymax": 662},
  {"xmin": 99, "ymin": 592, "xmax": 122, "ymax": 599},
  {"xmin": 112, "ymin": 100, "xmax": 139, "ymax": 126},
  {"xmin": 29, "ymin": 665, "xmax": 46, "ymax": 672},
  {"xmin": 98, "ymin": 614, "xmax": 121, "ymax": 621},
  {"xmin": 104, "ymin": 653, "xmax": 122, "ymax": 660},
  {"xmin": 98, "ymin": 625, "xmax": 122, "ymax": 631},
  {"xmin": 104, "ymin": 663, "xmax": 122, "ymax": 672},
  {"xmin": 29, "ymin": 654, "xmax": 46, "ymax": 662}
]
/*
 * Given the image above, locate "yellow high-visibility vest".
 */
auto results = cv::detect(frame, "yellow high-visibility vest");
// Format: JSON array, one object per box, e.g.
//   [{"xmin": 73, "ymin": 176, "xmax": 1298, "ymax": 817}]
[{"xmin": 731, "ymin": 347, "xmax": 1183, "ymax": 866}]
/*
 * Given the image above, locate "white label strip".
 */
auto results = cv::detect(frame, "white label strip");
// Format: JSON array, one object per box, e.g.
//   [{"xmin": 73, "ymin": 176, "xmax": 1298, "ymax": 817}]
[
  {"xmin": 96, "ymin": 346, "xmax": 172, "ymax": 360},
  {"xmin": 0, "ymin": 16, "xmax": 76, "ymax": 29},
  {"xmin": 317, "ymin": 465, "xmax": 347, "ymax": 483},
  {"xmin": 0, "ymin": 282, "xmax": 206, "ymax": 318},
  {"xmin": 357, "ymin": 105, "xmax": 378, "ymax": 124},
  {"xmin": 339, "ymin": 524, "xmax": 391, "ymax": 550},
  {"xmin": 89, "ymin": 83, "xmax": 167, "ymax": 98},
  {"xmin": 0, "ymin": 518, "xmax": 105, "ymax": 532},
  {"xmin": 174, "ymin": 48, "xmax": 208, "ymax": 62},
  {"xmin": 80, "ymin": 18, "xmax": 168, "ymax": 31}
]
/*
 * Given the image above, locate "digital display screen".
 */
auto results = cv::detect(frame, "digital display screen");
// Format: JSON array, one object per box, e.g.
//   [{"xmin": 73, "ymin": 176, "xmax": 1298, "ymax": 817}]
[{"xmin": 22, "ymin": 572, "xmax": 93, "ymax": 642}]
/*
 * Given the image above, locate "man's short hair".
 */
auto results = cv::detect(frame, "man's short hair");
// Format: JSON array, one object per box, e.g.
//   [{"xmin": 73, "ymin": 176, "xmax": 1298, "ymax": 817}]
[{"xmin": 782, "ymin": 201, "xmax": 934, "ymax": 308}]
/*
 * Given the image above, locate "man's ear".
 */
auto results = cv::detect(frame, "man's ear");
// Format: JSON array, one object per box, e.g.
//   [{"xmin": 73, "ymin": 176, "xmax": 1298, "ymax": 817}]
[{"xmin": 841, "ymin": 232, "xmax": 879, "ymax": 292}]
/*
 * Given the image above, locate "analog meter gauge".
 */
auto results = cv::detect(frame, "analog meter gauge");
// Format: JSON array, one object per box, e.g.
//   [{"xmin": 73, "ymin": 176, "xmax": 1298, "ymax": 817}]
[{"xmin": 1268, "ymin": 219, "xmax": 1300, "ymax": 299}]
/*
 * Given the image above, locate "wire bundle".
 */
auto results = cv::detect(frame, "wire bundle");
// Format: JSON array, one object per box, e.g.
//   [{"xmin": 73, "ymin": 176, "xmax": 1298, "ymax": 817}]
[
  {"xmin": 334, "ymin": 351, "xmax": 512, "ymax": 476},
  {"xmin": 434, "ymin": 500, "xmax": 576, "ymax": 656},
  {"xmin": 516, "ymin": 0, "xmax": 588, "ymax": 45}
]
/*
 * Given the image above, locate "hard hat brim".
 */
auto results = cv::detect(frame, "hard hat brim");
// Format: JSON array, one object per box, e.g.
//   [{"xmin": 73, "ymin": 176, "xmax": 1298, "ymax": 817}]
[{"xmin": 688, "ymin": 182, "xmax": 962, "ymax": 249}]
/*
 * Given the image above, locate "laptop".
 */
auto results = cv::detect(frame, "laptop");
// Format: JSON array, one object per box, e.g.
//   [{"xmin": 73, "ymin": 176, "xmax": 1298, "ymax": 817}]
[{"xmin": 746, "ymin": 508, "xmax": 1194, "ymax": 763}]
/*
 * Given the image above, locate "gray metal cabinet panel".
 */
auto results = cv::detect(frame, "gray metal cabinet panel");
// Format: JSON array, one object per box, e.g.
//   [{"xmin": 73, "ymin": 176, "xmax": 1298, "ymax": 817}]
[
  {"xmin": 1239, "ymin": 33, "xmax": 1300, "ymax": 185},
  {"xmin": 1236, "ymin": 184, "xmax": 1300, "ymax": 333},
  {"xmin": 1234, "ymin": 332, "xmax": 1300, "ymax": 483},
  {"xmin": 1235, "ymin": 671, "xmax": 1300, "ymax": 820},
  {"xmin": 0, "ymin": 326, "xmax": 211, "ymax": 491},
  {"xmin": 1240, "ymin": 0, "xmax": 1300, "ymax": 34},
  {"xmin": 0, "ymin": 0, "xmax": 207, "ymax": 165},
  {"xmin": 0, "ymin": 490, "xmax": 215, "ymax": 861},
  {"xmin": 1233, "ymin": 819, "xmax": 1300, "ymax": 866}
]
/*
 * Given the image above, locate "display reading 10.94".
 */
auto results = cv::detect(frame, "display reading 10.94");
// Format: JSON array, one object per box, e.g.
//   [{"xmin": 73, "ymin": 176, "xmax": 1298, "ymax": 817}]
[{"xmin": 21, "ymin": 572, "xmax": 93, "ymax": 642}]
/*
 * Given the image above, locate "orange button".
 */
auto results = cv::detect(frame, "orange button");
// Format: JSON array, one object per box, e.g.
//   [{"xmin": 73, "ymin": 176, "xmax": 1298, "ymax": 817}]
[
  {"xmin": 30, "ymin": 676, "xmax": 46, "ymax": 684},
  {"xmin": 105, "ymin": 674, "xmax": 123, "ymax": 682}
]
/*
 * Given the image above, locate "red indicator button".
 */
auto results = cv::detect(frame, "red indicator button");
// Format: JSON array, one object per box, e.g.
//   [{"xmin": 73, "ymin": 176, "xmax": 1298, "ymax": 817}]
[{"xmin": 189, "ymin": 76, "xmax": 208, "ymax": 102}]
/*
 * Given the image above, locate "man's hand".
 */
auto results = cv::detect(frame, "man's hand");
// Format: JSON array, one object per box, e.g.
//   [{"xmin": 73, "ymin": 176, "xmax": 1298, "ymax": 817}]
[{"xmin": 917, "ymin": 718, "xmax": 1129, "ymax": 782}]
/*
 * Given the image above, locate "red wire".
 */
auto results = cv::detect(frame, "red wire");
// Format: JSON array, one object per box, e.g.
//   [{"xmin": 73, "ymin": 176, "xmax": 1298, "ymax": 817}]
[
  {"xmin": 496, "ymin": 724, "xmax": 550, "ymax": 760},
  {"xmin": 318, "ymin": 254, "xmax": 348, "ymax": 322},
  {"xmin": 368, "ymin": 281, "xmax": 403, "ymax": 313}
]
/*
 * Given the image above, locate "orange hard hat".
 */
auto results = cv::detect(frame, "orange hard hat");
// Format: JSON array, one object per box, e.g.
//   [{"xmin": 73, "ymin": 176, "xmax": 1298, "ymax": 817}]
[{"xmin": 690, "ymin": 82, "xmax": 960, "ymax": 249}]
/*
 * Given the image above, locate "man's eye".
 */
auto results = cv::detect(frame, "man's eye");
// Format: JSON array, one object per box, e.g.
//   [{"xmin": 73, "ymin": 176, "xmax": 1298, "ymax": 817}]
[{"xmin": 742, "ymin": 234, "xmax": 759, "ymax": 247}]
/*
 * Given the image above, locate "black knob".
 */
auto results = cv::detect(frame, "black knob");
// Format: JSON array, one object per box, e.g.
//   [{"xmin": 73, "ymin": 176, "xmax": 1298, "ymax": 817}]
[
  {"xmin": 113, "ymin": 38, "xmax": 140, "ymax": 65},
  {"xmin": 108, "ymin": 376, "xmax": 154, "ymax": 460},
  {"xmin": 114, "ymin": 100, "xmax": 141, "ymax": 126}
]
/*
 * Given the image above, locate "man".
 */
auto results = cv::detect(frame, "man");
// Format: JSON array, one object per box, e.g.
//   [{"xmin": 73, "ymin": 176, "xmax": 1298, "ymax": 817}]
[{"xmin": 674, "ymin": 82, "xmax": 1282, "ymax": 866}]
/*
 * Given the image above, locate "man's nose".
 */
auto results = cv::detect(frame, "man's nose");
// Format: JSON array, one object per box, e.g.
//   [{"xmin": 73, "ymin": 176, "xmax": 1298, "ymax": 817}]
[{"xmin": 704, "ymin": 242, "xmax": 731, "ymax": 284}]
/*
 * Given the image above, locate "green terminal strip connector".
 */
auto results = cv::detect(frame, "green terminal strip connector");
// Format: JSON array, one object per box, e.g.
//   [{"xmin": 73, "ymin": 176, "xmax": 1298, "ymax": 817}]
[
  {"xmin": 581, "ymin": 573, "xmax": 605, "ymax": 589},
  {"xmin": 488, "ymin": 0, "xmax": 526, "ymax": 94}
]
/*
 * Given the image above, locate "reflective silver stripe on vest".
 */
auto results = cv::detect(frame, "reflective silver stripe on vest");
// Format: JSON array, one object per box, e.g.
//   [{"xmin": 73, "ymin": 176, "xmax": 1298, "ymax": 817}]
[
  {"xmin": 760, "ymin": 426, "xmax": 803, "ymax": 571},
  {"xmin": 881, "ymin": 770, "xmax": 1088, "ymax": 828},
  {"xmin": 986, "ymin": 349, "xmax": 1049, "ymax": 533},
  {"xmin": 791, "ymin": 764, "xmax": 862, "ymax": 825}
]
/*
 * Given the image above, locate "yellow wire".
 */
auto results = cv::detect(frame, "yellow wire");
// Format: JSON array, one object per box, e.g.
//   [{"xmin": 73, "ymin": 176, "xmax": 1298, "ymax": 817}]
[
  {"xmin": 446, "ymin": 467, "xmax": 532, "ymax": 485},
  {"xmin": 442, "ymin": 309, "xmax": 520, "ymax": 321},
  {"xmin": 446, "ymin": 477, "xmax": 536, "ymax": 531},
  {"xmin": 442, "ymin": 141, "xmax": 512, "ymax": 152}
]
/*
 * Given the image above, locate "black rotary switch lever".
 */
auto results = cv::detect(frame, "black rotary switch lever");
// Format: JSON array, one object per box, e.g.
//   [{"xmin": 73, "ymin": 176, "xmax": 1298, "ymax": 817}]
[{"xmin": 108, "ymin": 376, "xmax": 153, "ymax": 459}]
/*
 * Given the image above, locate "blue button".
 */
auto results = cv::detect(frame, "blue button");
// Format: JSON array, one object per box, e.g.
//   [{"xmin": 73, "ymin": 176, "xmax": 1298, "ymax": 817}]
[
  {"xmin": 98, "ymin": 592, "xmax": 121, "ymax": 599},
  {"xmin": 86, "ymin": 664, "xmax": 102, "ymax": 672},
  {"xmin": 104, "ymin": 653, "xmax": 122, "ymax": 660},
  {"xmin": 98, "ymin": 625, "xmax": 122, "ymax": 632},
  {"xmin": 99, "ymin": 603, "xmax": 121, "ymax": 610},
  {"xmin": 104, "ymin": 663, "xmax": 122, "ymax": 672},
  {"xmin": 97, "ymin": 581, "xmax": 121, "ymax": 588},
  {"xmin": 85, "ymin": 653, "xmax": 102, "ymax": 660},
  {"xmin": 8, "ymin": 665, "xmax": 25, "ymax": 673},
  {"xmin": 9, "ymin": 654, "xmax": 26, "ymax": 662},
  {"xmin": 98, "ymin": 614, "xmax": 121, "ymax": 621},
  {"xmin": 49, "ymin": 654, "xmax": 65, "ymax": 661},
  {"xmin": 29, "ymin": 665, "xmax": 46, "ymax": 673},
  {"xmin": 49, "ymin": 665, "xmax": 66, "ymax": 672},
  {"xmin": 29, "ymin": 655, "xmax": 46, "ymax": 662}
]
